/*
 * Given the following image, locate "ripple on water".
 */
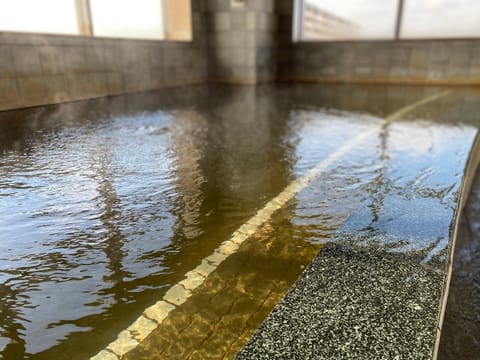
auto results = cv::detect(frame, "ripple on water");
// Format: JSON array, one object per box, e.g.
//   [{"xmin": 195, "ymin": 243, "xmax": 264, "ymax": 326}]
[{"xmin": 1, "ymin": 85, "xmax": 479, "ymax": 359}]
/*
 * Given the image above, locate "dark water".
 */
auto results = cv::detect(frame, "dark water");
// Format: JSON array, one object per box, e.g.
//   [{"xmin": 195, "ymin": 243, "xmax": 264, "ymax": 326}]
[{"xmin": 0, "ymin": 84, "xmax": 479, "ymax": 359}]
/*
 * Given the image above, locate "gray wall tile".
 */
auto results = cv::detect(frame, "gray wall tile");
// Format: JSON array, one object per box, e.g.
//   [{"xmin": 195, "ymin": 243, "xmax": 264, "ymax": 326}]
[
  {"xmin": 0, "ymin": 45, "xmax": 15, "ymax": 78},
  {"xmin": 39, "ymin": 46, "xmax": 65, "ymax": 75},
  {"xmin": 0, "ymin": 78, "xmax": 18, "ymax": 108},
  {"xmin": 12, "ymin": 45, "xmax": 43, "ymax": 77},
  {"xmin": 16, "ymin": 76, "xmax": 46, "ymax": 104},
  {"xmin": 63, "ymin": 46, "xmax": 87, "ymax": 74}
]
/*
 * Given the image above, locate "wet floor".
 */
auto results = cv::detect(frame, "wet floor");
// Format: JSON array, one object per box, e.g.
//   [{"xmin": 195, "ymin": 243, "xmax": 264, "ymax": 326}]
[{"xmin": 0, "ymin": 84, "xmax": 480, "ymax": 359}]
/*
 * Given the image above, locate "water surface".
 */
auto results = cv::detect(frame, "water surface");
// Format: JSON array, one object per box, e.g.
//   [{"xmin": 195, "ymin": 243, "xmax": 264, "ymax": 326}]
[{"xmin": 0, "ymin": 84, "xmax": 479, "ymax": 359}]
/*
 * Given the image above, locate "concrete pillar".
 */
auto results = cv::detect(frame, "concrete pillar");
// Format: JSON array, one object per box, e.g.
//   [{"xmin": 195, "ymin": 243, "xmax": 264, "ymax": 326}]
[{"xmin": 205, "ymin": 0, "xmax": 294, "ymax": 84}]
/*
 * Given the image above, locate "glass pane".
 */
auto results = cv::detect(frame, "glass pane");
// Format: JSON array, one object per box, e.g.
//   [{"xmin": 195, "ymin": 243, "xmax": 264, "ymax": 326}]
[
  {"xmin": 401, "ymin": 0, "xmax": 480, "ymax": 39},
  {"xmin": 302, "ymin": 0, "xmax": 398, "ymax": 40},
  {"xmin": 0, "ymin": 0, "xmax": 78, "ymax": 35},
  {"xmin": 90, "ymin": 0, "xmax": 164, "ymax": 40}
]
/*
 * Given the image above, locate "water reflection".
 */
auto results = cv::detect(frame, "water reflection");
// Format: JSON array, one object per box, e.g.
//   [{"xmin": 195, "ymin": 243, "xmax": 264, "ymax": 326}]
[
  {"xmin": 338, "ymin": 120, "xmax": 475, "ymax": 265},
  {"xmin": 0, "ymin": 84, "xmax": 479, "ymax": 359}
]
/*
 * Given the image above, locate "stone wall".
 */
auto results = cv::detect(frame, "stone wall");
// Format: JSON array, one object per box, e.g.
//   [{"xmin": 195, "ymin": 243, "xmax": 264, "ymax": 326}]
[
  {"xmin": 205, "ymin": 0, "xmax": 287, "ymax": 84},
  {"xmin": 284, "ymin": 39, "xmax": 480, "ymax": 87},
  {"xmin": 2, "ymin": 0, "xmax": 480, "ymax": 112},
  {"xmin": 0, "ymin": 1, "xmax": 207, "ymax": 111}
]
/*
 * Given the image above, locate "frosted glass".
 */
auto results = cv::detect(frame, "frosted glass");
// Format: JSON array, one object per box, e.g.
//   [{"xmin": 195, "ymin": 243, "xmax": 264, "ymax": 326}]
[
  {"xmin": 401, "ymin": 0, "xmax": 480, "ymax": 39},
  {"xmin": 90, "ymin": 0, "xmax": 164, "ymax": 40},
  {"xmin": 0, "ymin": 0, "xmax": 78, "ymax": 35}
]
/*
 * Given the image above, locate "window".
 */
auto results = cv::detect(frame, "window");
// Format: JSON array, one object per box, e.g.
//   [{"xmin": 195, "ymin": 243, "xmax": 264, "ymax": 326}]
[
  {"xmin": 0, "ymin": 0, "xmax": 79, "ymax": 35},
  {"xmin": 401, "ymin": 0, "xmax": 480, "ymax": 39},
  {"xmin": 0, "ymin": 0, "xmax": 192, "ymax": 41},
  {"xmin": 90, "ymin": 0, "xmax": 164, "ymax": 40},
  {"xmin": 298, "ymin": 0, "xmax": 398, "ymax": 41},
  {"xmin": 295, "ymin": 0, "xmax": 480, "ymax": 41}
]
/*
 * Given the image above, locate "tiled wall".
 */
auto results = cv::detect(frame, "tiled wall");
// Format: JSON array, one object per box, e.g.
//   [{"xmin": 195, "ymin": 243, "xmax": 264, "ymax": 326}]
[
  {"xmin": 274, "ymin": 1, "xmax": 480, "ymax": 86},
  {"xmin": 205, "ymin": 0, "xmax": 255, "ymax": 83},
  {"xmin": 205, "ymin": 0, "xmax": 287, "ymax": 84},
  {"xmin": 251, "ymin": 0, "xmax": 278, "ymax": 82},
  {"xmin": 2, "ymin": 0, "xmax": 480, "ymax": 112},
  {"xmin": 284, "ymin": 39, "xmax": 480, "ymax": 86},
  {"xmin": 0, "ymin": 1, "xmax": 207, "ymax": 111}
]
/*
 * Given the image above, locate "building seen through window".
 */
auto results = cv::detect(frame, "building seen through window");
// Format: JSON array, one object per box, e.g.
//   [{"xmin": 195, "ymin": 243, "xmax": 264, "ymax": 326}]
[
  {"xmin": 300, "ymin": 0, "xmax": 398, "ymax": 41},
  {"xmin": 298, "ymin": 0, "xmax": 480, "ymax": 41}
]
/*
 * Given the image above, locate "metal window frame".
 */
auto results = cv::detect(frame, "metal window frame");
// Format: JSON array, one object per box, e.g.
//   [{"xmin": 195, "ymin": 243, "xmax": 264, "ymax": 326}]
[
  {"xmin": 292, "ymin": 0, "xmax": 305, "ymax": 42},
  {"xmin": 395, "ymin": 0, "xmax": 404, "ymax": 40}
]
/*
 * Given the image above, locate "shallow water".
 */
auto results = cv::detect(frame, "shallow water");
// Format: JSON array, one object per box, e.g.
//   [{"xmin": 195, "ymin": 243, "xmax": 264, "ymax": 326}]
[{"xmin": 0, "ymin": 84, "xmax": 479, "ymax": 359}]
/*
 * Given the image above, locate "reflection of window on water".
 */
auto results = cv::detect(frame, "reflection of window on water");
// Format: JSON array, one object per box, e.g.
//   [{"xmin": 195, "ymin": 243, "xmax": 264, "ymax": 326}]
[
  {"xmin": 297, "ymin": 0, "xmax": 480, "ymax": 41},
  {"xmin": 0, "ymin": 0, "xmax": 192, "ymax": 41}
]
